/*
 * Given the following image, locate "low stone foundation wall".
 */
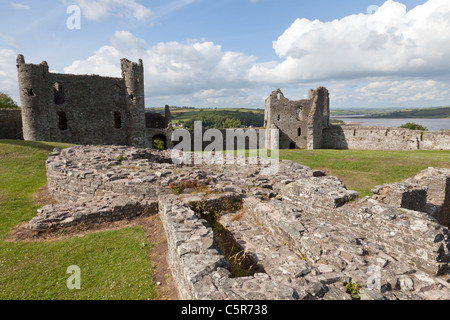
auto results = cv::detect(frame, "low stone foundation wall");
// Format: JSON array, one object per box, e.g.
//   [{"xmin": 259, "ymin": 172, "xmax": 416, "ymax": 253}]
[
  {"xmin": 371, "ymin": 182, "xmax": 428, "ymax": 212},
  {"xmin": 28, "ymin": 194, "xmax": 158, "ymax": 231},
  {"xmin": 45, "ymin": 146, "xmax": 175, "ymax": 203}
]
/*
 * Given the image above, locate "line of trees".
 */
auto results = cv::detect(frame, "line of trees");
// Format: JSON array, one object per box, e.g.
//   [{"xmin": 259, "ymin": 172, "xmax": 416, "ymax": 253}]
[
  {"xmin": 182, "ymin": 110, "xmax": 264, "ymax": 130},
  {"xmin": 0, "ymin": 91, "xmax": 19, "ymax": 109}
]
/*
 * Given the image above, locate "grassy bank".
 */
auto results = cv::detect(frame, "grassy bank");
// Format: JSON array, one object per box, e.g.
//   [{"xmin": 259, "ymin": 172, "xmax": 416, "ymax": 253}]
[{"xmin": 0, "ymin": 140, "xmax": 157, "ymax": 300}]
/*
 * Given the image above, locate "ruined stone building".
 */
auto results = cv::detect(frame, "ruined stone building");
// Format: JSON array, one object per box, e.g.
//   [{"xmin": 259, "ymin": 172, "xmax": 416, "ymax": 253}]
[
  {"xmin": 265, "ymin": 87, "xmax": 450, "ymax": 151},
  {"xmin": 264, "ymin": 88, "xmax": 330, "ymax": 150},
  {"xmin": 16, "ymin": 55, "xmax": 173, "ymax": 149}
]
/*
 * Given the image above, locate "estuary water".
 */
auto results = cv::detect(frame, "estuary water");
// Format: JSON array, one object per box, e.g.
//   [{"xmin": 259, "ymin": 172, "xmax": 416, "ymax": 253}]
[{"xmin": 332, "ymin": 117, "xmax": 450, "ymax": 131}]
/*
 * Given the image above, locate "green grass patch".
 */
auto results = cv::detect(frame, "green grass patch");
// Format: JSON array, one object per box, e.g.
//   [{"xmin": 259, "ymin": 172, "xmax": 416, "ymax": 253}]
[{"xmin": 0, "ymin": 140, "xmax": 157, "ymax": 300}]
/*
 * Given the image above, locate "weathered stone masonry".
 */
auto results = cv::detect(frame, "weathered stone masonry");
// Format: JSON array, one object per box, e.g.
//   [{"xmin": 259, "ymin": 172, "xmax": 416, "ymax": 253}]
[
  {"xmin": 26, "ymin": 145, "xmax": 450, "ymax": 300},
  {"xmin": 0, "ymin": 109, "xmax": 22, "ymax": 139},
  {"xmin": 17, "ymin": 55, "xmax": 146, "ymax": 147},
  {"xmin": 265, "ymin": 88, "xmax": 450, "ymax": 151},
  {"xmin": 264, "ymin": 88, "xmax": 330, "ymax": 150},
  {"xmin": 322, "ymin": 125, "xmax": 450, "ymax": 150},
  {"xmin": 16, "ymin": 55, "xmax": 174, "ymax": 149}
]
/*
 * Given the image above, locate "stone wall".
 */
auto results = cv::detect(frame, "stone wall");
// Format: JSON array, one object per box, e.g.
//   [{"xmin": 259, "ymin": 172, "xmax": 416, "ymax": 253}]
[
  {"xmin": 264, "ymin": 88, "xmax": 330, "ymax": 150},
  {"xmin": 323, "ymin": 125, "xmax": 450, "ymax": 150},
  {"xmin": 45, "ymin": 146, "xmax": 174, "ymax": 203},
  {"xmin": 0, "ymin": 109, "xmax": 22, "ymax": 139},
  {"xmin": 406, "ymin": 168, "xmax": 450, "ymax": 227}
]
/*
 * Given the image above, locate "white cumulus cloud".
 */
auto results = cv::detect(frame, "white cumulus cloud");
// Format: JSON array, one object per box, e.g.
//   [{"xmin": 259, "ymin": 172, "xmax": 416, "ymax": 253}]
[
  {"xmin": 251, "ymin": 0, "xmax": 450, "ymax": 83},
  {"xmin": 64, "ymin": 31, "xmax": 259, "ymax": 106},
  {"xmin": 0, "ymin": 49, "xmax": 20, "ymax": 102}
]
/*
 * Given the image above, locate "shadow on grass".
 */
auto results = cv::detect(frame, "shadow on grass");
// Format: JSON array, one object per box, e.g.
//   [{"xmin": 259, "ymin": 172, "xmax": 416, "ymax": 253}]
[{"xmin": 0, "ymin": 139, "xmax": 73, "ymax": 152}]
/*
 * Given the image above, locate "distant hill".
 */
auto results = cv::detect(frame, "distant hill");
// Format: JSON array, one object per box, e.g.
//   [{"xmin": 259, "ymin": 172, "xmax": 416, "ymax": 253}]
[
  {"xmin": 146, "ymin": 107, "xmax": 265, "ymax": 129},
  {"xmin": 331, "ymin": 106, "xmax": 450, "ymax": 119},
  {"xmin": 369, "ymin": 106, "xmax": 450, "ymax": 119}
]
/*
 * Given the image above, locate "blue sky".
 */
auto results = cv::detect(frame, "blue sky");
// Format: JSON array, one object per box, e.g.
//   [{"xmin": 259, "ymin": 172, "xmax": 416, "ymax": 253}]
[{"xmin": 1, "ymin": 0, "xmax": 450, "ymax": 110}]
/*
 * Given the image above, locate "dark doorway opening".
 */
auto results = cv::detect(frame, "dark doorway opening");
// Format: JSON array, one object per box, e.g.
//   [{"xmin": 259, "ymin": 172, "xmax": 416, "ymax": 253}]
[
  {"xmin": 114, "ymin": 111, "xmax": 122, "ymax": 129},
  {"xmin": 57, "ymin": 111, "xmax": 68, "ymax": 131}
]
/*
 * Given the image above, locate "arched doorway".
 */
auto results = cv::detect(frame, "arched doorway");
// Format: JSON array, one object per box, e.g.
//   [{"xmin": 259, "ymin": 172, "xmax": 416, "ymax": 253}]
[{"xmin": 152, "ymin": 134, "xmax": 167, "ymax": 150}]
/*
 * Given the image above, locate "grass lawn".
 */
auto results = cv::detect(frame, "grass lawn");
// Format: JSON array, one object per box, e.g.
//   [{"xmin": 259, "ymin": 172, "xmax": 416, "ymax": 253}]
[{"xmin": 0, "ymin": 140, "xmax": 157, "ymax": 300}]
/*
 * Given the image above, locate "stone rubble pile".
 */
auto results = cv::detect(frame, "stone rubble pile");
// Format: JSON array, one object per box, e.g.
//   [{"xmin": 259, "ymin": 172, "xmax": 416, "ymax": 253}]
[{"xmin": 25, "ymin": 145, "xmax": 450, "ymax": 300}]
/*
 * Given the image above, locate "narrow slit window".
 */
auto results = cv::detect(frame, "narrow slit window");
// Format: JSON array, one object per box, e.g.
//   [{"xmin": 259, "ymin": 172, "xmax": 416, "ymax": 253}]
[
  {"xmin": 57, "ymin": 111, "xmax": 68, "ymax": 131},
  {"xmin": 114, "ymin": 111, "xmax": 122, "ymax": 129},
  {"xmin": 298, "ymin": 127, "xmax": 302, "ymax": 136},
  {"xmin": 54, "ymin": 82, "xmax": 65, "ymax": 105},
  {"xmin": 277, "ymin": 115, "xmax": 280, "ymax": 121}
]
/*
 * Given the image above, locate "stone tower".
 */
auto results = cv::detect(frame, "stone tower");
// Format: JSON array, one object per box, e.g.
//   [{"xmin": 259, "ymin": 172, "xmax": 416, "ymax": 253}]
[
  {"xmin": 121, "ymin": 58, "xmax": 146, "ymax": 147},
  {"xmin": 264, "ymin": 87, "xmax": 330, "ymax": 150},
  {"xmin": 17, "ymin": 54, "xmax": 52, "ymax": 142},
  {"xmin": 17, "ymin": 54, "xmax": 147, "ymax": 147}
]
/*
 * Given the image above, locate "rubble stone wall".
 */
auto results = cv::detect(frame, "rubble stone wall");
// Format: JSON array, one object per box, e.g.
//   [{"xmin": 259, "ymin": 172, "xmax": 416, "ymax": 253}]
[
  {"xmin": 0, "ymin": 109, "xmax": 22, "ymax": 139},
  {"xmin": 323, "ymin": 125, "xmax": 450, "ymax": 150}
]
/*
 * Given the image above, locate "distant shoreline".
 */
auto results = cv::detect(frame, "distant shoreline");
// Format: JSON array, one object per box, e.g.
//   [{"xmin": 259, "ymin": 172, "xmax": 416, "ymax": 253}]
[{"xmin": 331, "ymin": 117, "xmax": 450, "ymax": 131}]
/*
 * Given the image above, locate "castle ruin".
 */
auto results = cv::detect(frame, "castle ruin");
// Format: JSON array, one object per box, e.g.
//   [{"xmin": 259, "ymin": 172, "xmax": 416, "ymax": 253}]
[
  {"xmin": 264, "ymin": 87, "xmax": 330, "ymax": 150},
  {"xmin": 4, "ymin": 55, "xmax": 450, "ymax": 300},
  {"xmin": 264, "ymin": 88, "xmax": 450, "ymax": 151},
  {"xmin": 4, "ymin": 54, "xmax": 447, "ymax": 151},
  {"xmin": 15, "ymin": 55, "xmax": 173, "ymax": 149}
]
